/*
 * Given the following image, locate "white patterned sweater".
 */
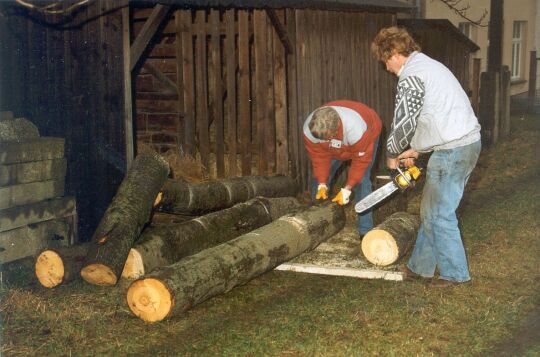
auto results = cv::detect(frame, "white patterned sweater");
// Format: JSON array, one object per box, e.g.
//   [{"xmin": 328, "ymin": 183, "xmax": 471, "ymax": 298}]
[{"xmin": 386, "ymin": 52, "xmax": 481, "ymax": 158}]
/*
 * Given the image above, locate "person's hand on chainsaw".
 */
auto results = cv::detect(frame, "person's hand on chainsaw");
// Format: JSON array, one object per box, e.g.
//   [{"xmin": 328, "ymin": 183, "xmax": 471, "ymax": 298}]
[
  {"xmin": 397, "ymin": 148, "xmax": 419, "ymax": 167},
  {"xmin": 332, "ymin": 186, "xmax": 352, "ymax": 205},
  {"xmin": 315, "ymin": 183, "xmax": 328, "ymax": 200}
]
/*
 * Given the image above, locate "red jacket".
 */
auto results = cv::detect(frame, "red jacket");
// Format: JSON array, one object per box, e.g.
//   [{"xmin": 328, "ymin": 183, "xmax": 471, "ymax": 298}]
[{"xmin": 303, "ymin": 100, "xmax": 382, "ymax": 188}]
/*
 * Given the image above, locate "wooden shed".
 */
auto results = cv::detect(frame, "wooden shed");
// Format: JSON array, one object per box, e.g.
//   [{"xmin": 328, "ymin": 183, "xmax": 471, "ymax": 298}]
[
  {"xmin": 397, "ymin": 19, "xmax": 480, "ymax": 94},
  {"xmin": 0, "ymin": 0, "xmax": 416, "ymax": 241}
]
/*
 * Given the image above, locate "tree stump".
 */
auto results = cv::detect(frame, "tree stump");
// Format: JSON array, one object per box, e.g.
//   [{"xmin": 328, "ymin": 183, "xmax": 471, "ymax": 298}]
[
  {"xmin": 361, "ymin": 212, "xmax": 420, "ymax": 266},
  {"xmin": 35, "ymin": 243, "xmax": 89, "ymax": 288},
  {"xmin": 122, "ymin": 197, "xmax": 303, "ymax": 279},
  {"xmin": 159, "ymin": 175, "xmax": 298, "ymax": 215},
  {"xmin": 80, "ymin": 152, "xmax": 169, "ymax": 286},
  {"xmin": 127, "ymin": 203, "xmax": 345, "ymax": 322}
]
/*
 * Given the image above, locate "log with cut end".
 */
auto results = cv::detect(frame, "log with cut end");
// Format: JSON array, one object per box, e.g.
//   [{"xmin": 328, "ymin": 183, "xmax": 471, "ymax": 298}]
[
  {"xmin": 159, "ymin": 175, "xmax": 298, "ymax": 215},
  {"xmin": 80, "ymin": 152, "xmax": 169, "ymax": 286},
  {"xmin": 361, "ymin": 212, "xmax": 420, "ymax": 266},
  {"xmin": 126, "ymin": 203, "xmax": 345, "ymax": 322},
  {"xmin": 35, "ymin": 243, "xmax": 89, "ymax": 288},
  {"xmin": 121, "ymin": 196, "xmax": 303, "ymax": 279}
]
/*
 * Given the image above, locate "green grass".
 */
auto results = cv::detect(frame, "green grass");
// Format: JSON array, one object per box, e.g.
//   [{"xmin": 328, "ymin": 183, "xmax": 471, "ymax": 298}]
[{"xmin": 1, "ymin": 114, "xmax": 540, "ymax": 356}]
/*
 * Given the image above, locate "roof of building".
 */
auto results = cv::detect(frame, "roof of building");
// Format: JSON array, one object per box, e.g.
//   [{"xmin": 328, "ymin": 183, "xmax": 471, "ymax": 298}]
[{"xmin": 398, "ymin": 18, "xmax": 480, "ymax": 52}]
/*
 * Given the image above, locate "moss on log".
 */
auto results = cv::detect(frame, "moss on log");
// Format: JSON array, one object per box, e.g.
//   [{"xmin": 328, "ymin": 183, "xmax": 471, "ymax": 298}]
[
  {"xmin": 121, "ymin": 197, "xmax": 303, "ymax": 279},
  {"xmin": 35, "ymin": 243, "xmax": 90, "ymax": 288},
  {"xmin": 127, "ymin": 203, "xmax": 345, "ymax": 322},
  {"xmin": 0, "ymin": 118, "xmax": 40, "ymax": 142},
  {"xmin": 361, "ymin": 212, "xmax": 420, "ymax": 266},
  {"xmin": 80, "ymin": 152, "xmax": 169, "ymax": 286},
  {"xmin": 159, "ymin": 175, "xmax": 298, "ymax": 214}
]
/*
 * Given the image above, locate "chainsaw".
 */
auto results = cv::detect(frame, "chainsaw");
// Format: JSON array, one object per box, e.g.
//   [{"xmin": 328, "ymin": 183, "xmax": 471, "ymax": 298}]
[{"xmin": 355, "ymin": 164, "xmax": 422, "ymax": 214}]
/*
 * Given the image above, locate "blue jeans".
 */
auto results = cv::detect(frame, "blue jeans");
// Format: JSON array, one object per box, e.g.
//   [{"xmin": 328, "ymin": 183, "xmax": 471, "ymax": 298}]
[
  {"xmin": 310, "ymin": 147, "xmax": 377, "ymax": 236},
  {"xmin": 408, "ymin": 140, "xmax": 481, "ymax": 282}
]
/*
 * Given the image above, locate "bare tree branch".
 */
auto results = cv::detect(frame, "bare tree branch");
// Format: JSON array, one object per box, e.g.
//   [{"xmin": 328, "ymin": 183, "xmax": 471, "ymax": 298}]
[{"xmin": 435, "ymin": 0, "xmax": 488, "ymax": 27}]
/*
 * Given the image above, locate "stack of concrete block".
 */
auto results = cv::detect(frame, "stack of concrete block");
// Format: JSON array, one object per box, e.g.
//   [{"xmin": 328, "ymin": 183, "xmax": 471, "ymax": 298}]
[{"xmin": 0, "ymin": 111, "xmax": 77, "ymax": 265}]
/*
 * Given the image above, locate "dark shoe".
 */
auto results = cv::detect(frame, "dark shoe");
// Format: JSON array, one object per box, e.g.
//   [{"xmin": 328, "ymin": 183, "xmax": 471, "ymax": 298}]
[
  {"xmin": 401, "ymin": 266, "xmax": 429, "ymax": 281},
  {"xmin": 430, "ymin": 279, "xmax": 469, "ymax": 288}
]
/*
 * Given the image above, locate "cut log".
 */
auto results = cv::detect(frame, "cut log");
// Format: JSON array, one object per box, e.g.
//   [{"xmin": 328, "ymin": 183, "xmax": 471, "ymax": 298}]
[
  {"xmin": 80, "ymin": 152, "xmax": 169, "ymax": 286},
  {"xmin": 121, "ymin": 196, "xmax": 303, "ymax": 279},
  {"xmin": 35, "ymin": 243, "xmax": 90, "ymax": 288},
  {"xmin": 127, "ymin": 203, "xmax": 345, "ymax": 322},
  {"xmin": 0, "ymin": 117, "xmax": 40, "ymax": 142},
  {"xmin": 361, "ymin": 212, "xmax": 420, "ymax": 266},
  {"xmin": 159, "ymin": 175, "xmax": 298, "ymax": 214}
]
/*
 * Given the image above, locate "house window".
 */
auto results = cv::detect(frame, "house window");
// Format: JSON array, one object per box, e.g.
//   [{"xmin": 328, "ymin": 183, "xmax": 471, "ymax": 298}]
[
  {"xmin": 511, "ymin": 21, "xmax": 525, "ymax": 79},
  {"xmin": 459, "ymin": 22, "xmax": 471, "ymax": 39}
]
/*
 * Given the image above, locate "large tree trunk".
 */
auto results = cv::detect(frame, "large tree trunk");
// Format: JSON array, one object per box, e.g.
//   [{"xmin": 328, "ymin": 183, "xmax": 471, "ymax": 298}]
[
  {"xmin": 80, "ymin": 152, "xmax": 169, "ymax": 286},
  {"xmin": 122, "ymin": 197, "xmax": 303, "ymax": 279},
  {"xmin": 35, "ymin": 243, "xmax": 90, "ymax": 288},
  {"xmin": 126, "ymin": 203, "xmax": 345, "ymax": 322},
  {"xmin": 159, "ymin": 175, "xmax": 298, "ymax": 215},
  {"xmin": 361, "ymin": 212, "xmax": 420, "ymax": 266}
]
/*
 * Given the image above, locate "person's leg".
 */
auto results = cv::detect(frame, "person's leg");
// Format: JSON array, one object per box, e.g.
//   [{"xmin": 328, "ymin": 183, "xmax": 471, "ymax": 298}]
[
  {"xmin": 430, "ymin": 141, "xmax": 481, "ymax": 282},
  {"xmin": 311, "ymin": 159, "xmax": 342, "ymax": 202},
  {"xmin": 354, "ymin": 141, "xmax": 378, "ymax": 236}
]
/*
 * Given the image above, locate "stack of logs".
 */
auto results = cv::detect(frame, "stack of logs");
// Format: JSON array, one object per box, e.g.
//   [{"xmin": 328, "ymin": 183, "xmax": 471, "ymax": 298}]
[
  {"xmin": 33, "ymin": 149, "xmax": 420, "ymax": 323},
  {"xmin": 0, "ymin": 111, "xmax": 77, "ymax": 269}
]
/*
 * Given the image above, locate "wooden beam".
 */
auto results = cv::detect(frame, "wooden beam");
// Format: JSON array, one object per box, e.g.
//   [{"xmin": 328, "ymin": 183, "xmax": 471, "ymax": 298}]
[
  {"xmin": 275, "ymin": 263, "xmax": 404, "ymax": 281},
  {"xmin": 122, "ymin": 5, "xmax": 134, "ymax": 165},
  {"xmin": 142, "ymin": 62, "xmax": 178, "ymax": 94},
  {"xmin": 130, "ymin": 4, "xmax": 172, "ymax": 71},
  {"xmin": 178, "ymin": 11, "xmax": 195, "ymax": 156},
  {"xmin": 225, "ymin": 10, "xmax": 237, "ymax": 177},
  {"xmin": 265, "ymin": 9, "xmax": 294, "ymax": 55},
  {"xmin": 238, "ymin": 11, "xmax": 251, "ymax": 176}
]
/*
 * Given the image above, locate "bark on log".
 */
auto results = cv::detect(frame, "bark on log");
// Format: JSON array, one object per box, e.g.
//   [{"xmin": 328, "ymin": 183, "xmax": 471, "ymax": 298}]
[
  {"xmin": 35, "ymin": 243, "xmax": 90, "ymax": 288},
  {"xmin": 127, "ymin": 203, "xmax": 345, "ymax": 322},
  {"xmin": 122, "ymin": 197, "xmax": 303, "ymax": 279},
  {"xmin": 0, "ymin": 117, "xmax": 40, "ymax": 142},
  {"xmin": 80, "ymin": 152, "xmax": 169, "ymax": 286},
  {"xmin": 361, "ymin": 212, "xmax": 420, "ymax": 266},
  {"xmin": 159, "ymin": 175, "xmax": 298, "ymax": 215}
]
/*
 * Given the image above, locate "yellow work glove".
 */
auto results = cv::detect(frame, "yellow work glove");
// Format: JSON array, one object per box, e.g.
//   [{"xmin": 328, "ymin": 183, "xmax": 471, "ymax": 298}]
[
  {"xmin": 332, "ymin": 188, "xmax": 352, "ymax": 205},
  {"xmin": 315, "ymin": 184, "xmax": 328, "ymax": 200}
]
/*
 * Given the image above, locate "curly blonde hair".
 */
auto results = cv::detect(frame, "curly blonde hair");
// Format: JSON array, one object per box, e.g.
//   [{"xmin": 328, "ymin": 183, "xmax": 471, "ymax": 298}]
[
  {"xmin": 309, "ymin": 107, "xmax": 340, "ymax": 139},
  {"xmin": 371, "ymin": 26, "xmax": 421, "ymax": 62}
]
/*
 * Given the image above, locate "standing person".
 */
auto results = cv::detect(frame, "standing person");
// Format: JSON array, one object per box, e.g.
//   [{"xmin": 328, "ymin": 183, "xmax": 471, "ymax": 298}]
[
  {"xmin": 371, "ymin": 27, "xmax": 481, "ymax": 287},
  {"xmin": 303, "ymin": 100, "xmax": 382, "ymax": 237}
]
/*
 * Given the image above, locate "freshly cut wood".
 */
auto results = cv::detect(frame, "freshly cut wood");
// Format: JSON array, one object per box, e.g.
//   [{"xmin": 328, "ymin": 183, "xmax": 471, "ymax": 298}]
[
  {"xmin": 0, "ymin": 214, "xmax": 75, "ymax": 264},
  {"xmin": 0, "ymin": 158, "xmax": 66, "ymax": 186},
  {"xmin": 35, "ymin": 243, "xmax": 90, "ymax": 288},
  {"xmin": 0, "ymin": 137, "xmax": 64, "ymax": 165},
  {"xmin": 361, "ymin": 212, "xmax": 420, "ymax": 266},
  {"xmin": 121, "ymin": 196, "xmax": 303, "ymax": 279},
  {"xmin": 127, "ymin": 203, "xmax": 345, "ymax": 322},
  {"xmin": 80, "ymin": 152, "xmax": 169, "ymax": 286},
  {"xmin": 0, "ymin": 117, "xmax": 39, "ymax": 142},
  {"xmin": 159, "ymin": 175, "xmax": 298, "ymax": 214}
]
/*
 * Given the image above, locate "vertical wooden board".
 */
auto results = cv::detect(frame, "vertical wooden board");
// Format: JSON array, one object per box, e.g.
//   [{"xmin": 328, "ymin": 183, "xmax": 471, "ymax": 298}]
[
  {"xmin": 195, "ymin": 10, "xmax": 210, "ymax": 170},
  {"xmin": 238, "ymin": 11, "xmax": 251, "ymax": 176},
  {"xmin": 253, "ymin": 10, "xmax": 268, "ymax": 175},
  {"xmin": 210, "ymin": 10, "xmax": 224, "ymax": 178},
  {"xmin": 266, "ymin": 16, "xmax": 276, "ymax": 175},
  {"xmin": 273, "ymin": 10, "xmax": 288, "ymax": 175},
  {"xmin": 122, "ymin": 4, "xmax": 134, "ymax": 166},
  {"xmin": 295, "ymin": 10, "xmax": 309, "ymax": 190},
  {"xmin": 174, "ymin": 10, "xmax": 186, "ymax": 150},
  {"xmin": 179, "ymin": 11, "xmax": 196, "ymax": 156},
  {"xmin": 285, "ymin": 9, "xmax": 299, "ymax": 180},
  {"xmin": 225, "ymin": 10, "xmax": 237, "ymax": 177}
]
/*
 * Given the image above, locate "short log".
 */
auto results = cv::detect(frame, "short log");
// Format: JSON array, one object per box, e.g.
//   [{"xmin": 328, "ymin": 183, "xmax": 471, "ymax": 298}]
[
  {"xmin": 0, "ymin": 117, "xmax": 40, "ymax": 142},
  {"xmin": 159, "ymin": 175, "xmax": 298, "ymax": 215},
  {"xmin": 361, "ymin": 212, "xmax": 420, "ymax": 266},
  {"xmin": 80, "ymin": 152, "xmax": 169, "ymax": 286},
  {"xmin": 121, "ymin": 197, "xmax": 303, "ymax": 279},
  {"xmin": 127, "ymin": 203, "xmax": 345, "ymax": 322},
  {"xmin": 35, "ymin": 243, "xmax": 90, "ymax": 288}
]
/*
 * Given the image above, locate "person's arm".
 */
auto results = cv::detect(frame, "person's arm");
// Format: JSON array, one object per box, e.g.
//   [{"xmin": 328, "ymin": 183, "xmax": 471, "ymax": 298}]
[
  {"xmin": 303, "ymin": 136, "xmax": 332, "ymax": 185},
  {"xmin": 386, "ymin": 76, "xmax": 425, "ymax": 168}
]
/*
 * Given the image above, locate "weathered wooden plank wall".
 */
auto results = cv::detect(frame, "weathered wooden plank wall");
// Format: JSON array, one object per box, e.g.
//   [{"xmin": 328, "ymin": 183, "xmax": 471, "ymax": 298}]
[{"xmin": 0, "ymin": 1, "xmax": 129, "ymax": 241}]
